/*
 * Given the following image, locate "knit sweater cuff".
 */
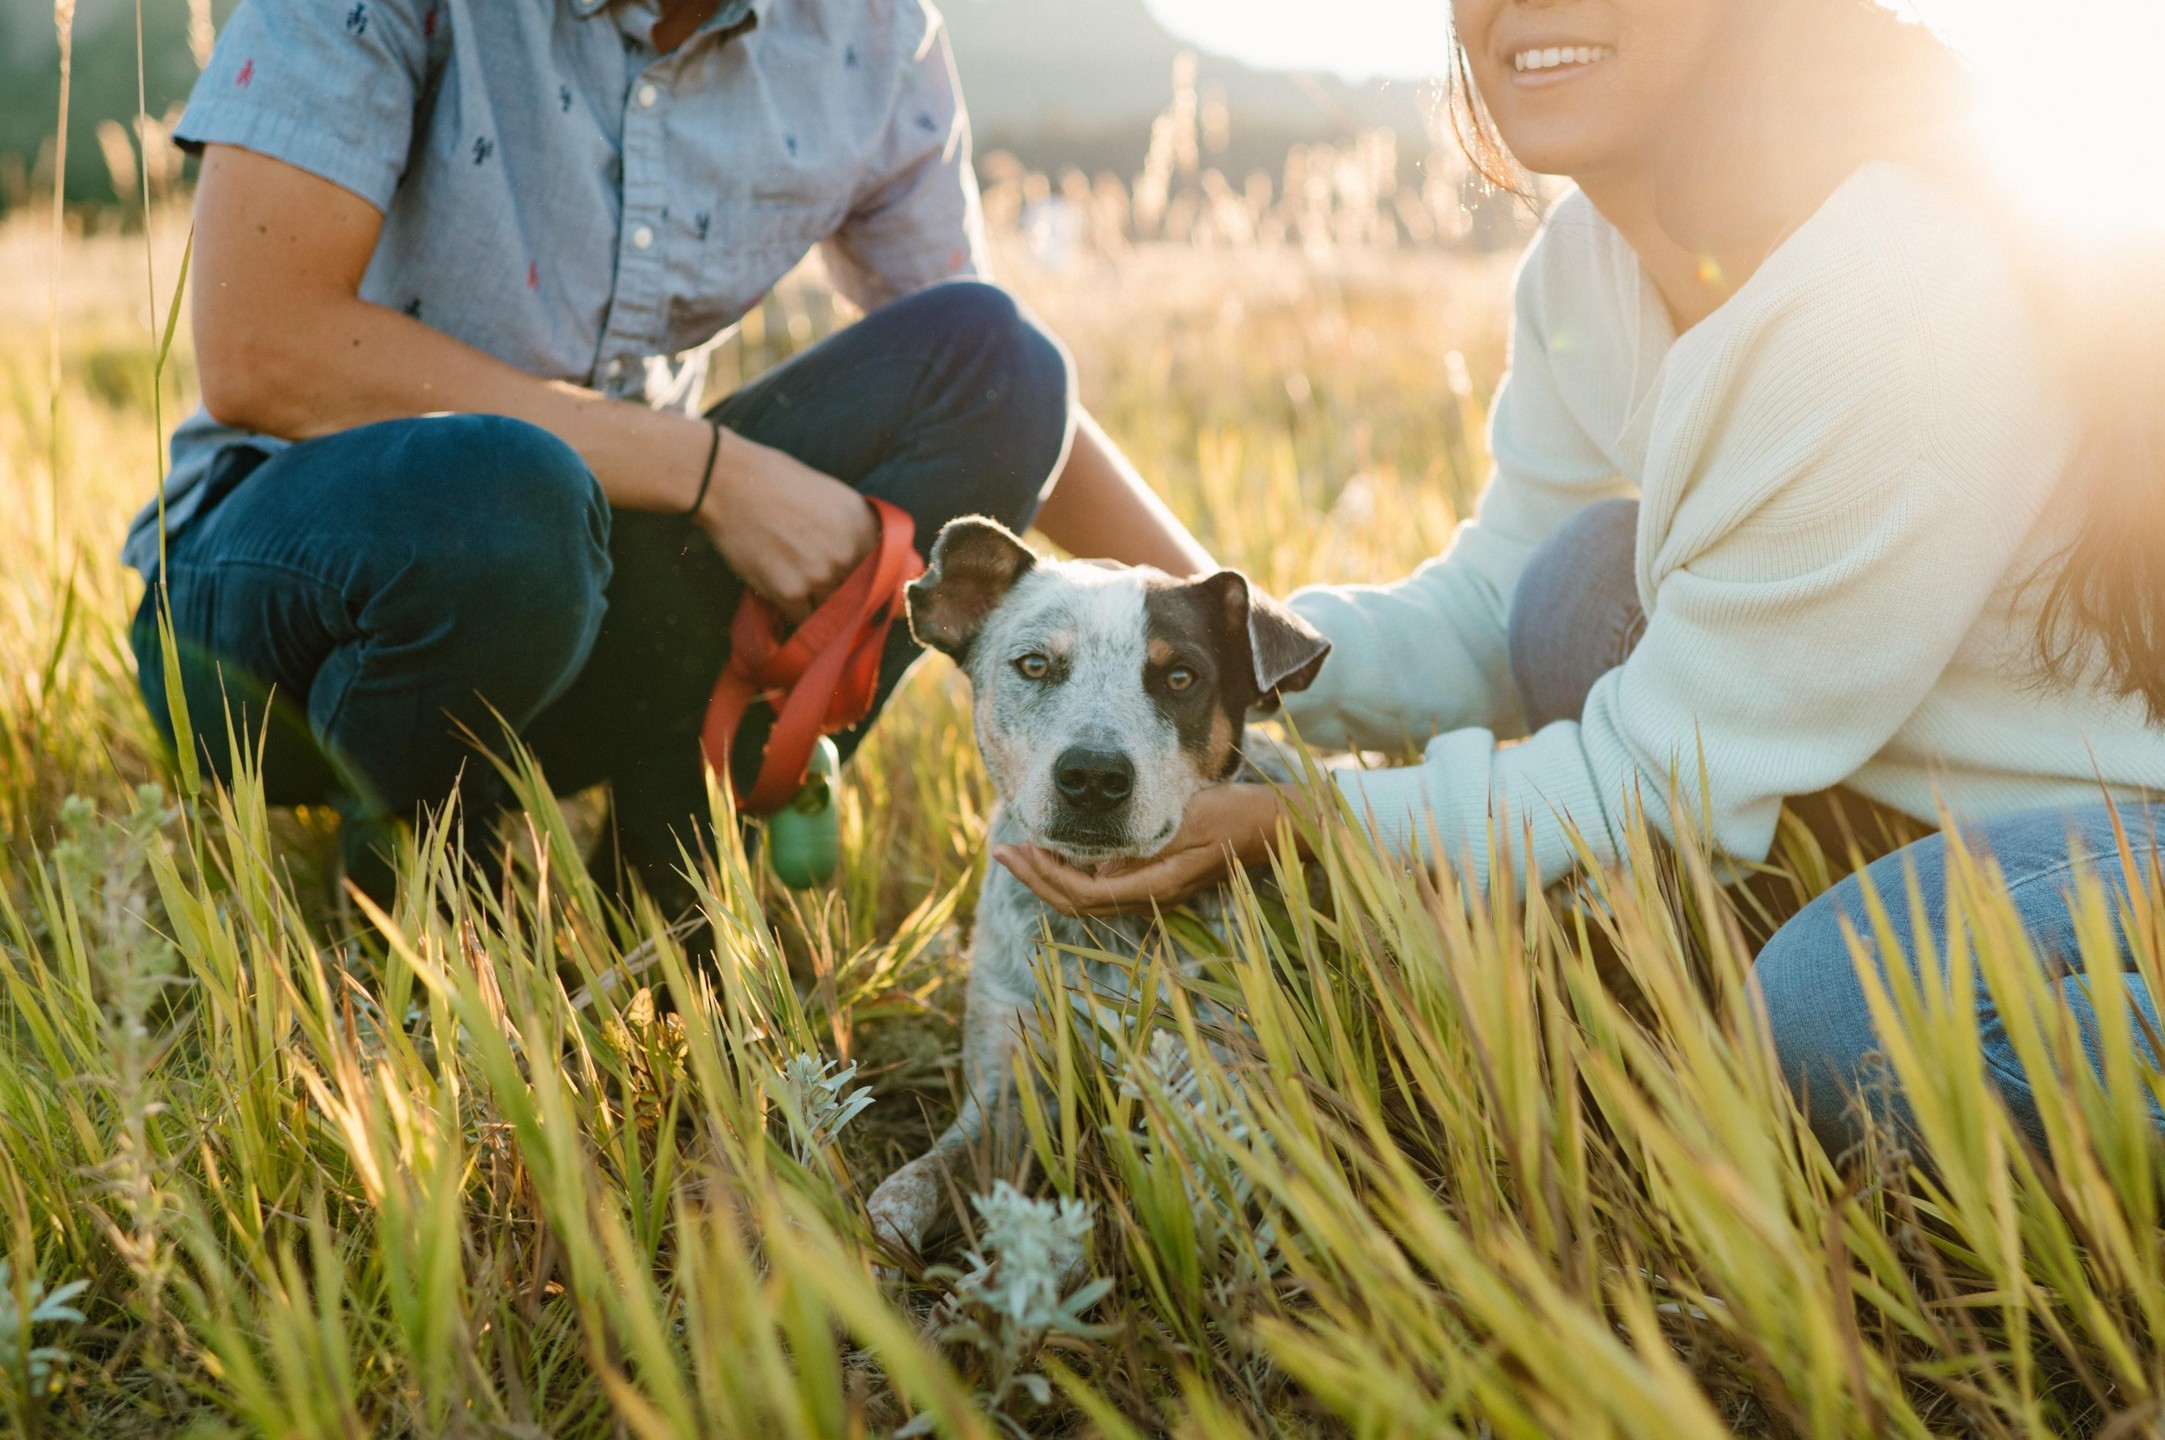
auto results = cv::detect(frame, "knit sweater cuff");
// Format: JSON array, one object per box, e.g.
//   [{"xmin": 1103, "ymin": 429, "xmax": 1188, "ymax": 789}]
[{"xmin": 1330, "ymin": 727, "xmax": 1625, "ymax": 891}]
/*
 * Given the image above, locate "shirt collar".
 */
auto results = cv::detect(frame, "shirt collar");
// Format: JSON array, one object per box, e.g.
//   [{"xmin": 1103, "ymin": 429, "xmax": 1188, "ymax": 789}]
[{"xmin": 572, "ymin": 0, "xmax": 764, "ymax": 32}]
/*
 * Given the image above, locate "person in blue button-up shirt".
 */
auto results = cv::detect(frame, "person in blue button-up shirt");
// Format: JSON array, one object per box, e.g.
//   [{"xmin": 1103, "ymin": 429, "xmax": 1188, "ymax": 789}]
[{"xmin": 127, "ymin": 0, "xmax": 1212, "ymax": 909}]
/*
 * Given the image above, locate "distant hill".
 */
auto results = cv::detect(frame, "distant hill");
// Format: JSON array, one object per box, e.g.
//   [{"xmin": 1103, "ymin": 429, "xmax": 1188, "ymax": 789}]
[
  {"xmin": 944, "ymin": 0, "xmax": 1441, "ymax": 181},
  {"xmin": 0, "ymin": 0, "xmax": 1443, "ymax": 210}
]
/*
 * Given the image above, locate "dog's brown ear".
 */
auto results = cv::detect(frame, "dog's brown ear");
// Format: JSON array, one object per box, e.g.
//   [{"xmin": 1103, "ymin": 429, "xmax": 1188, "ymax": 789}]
[
  {"xmin": 1206, "ymin": 571, "xmax": 1332, "ymax": 707},
  {"xmin": 907, "ymin": 517, "xmax": 1038, "ymax": 658}
]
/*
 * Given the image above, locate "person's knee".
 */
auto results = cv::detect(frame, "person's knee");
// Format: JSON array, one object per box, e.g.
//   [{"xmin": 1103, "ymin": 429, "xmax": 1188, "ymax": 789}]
[
  {"xmin": 1755, "ymin": 880, "xmax": 1898, "ymax": 1155},
  {"xmin": 403, "ymin": 412, "xmax": 602, "ymax": 539},
  {"xmin": 378, "ymin": 416, "xmax": 612, "ymax": 702},
  {"xmin": 950, "ymin": 279, "xmax": 1068, "ymax": 369},
  {"xmin": 895, "ymin": 279, "xmax": 1039, "ymax": 360},
  {"xmin": 393, "ymin": 413, "xmax": 604, "ymax": 571},
  {"xmin": 1506, "ymin": 497, "xmax": 1640, "ymax": 728},
  {"xmin": 1509, "ymin": 498, "xmax": 1638, "ymax": 643},
  {"xmin": 990, "ymin": 294, "xmax": 1074, "ymax": 466},
  {"xmin": 894, "ymin": 282, "xmax": 1075, "ymax": 525}
]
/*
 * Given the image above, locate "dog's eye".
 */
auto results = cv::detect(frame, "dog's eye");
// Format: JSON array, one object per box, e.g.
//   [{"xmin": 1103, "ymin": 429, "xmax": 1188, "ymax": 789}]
[
  {"xmin": 1166, "ymin": 666, "xmax": 1196, "ymax": 692},
  {"xmin": 1015, "ymin": 653, "xmax": 1051, "ymax": 681}
]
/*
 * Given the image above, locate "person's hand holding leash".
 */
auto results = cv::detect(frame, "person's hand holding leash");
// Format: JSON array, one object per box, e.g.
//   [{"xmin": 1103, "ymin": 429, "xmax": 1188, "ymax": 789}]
[
  {"xmin": 994, "ymin": 782, "xmax": 1300, "ymax": 917},
  {"xmin": 694, "ymin": 427, "xmax": 879, "ymax": 623}
]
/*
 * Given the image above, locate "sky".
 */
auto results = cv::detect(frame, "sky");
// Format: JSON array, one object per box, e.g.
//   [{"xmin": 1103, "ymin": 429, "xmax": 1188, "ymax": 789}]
[
  {"xmin": 1142, "ymin": 0, "xmax": 1453, "ymax": 81},
  {"xmin": 1144, "ymin": 0, "xmax": 2165, "ymax": 227}
]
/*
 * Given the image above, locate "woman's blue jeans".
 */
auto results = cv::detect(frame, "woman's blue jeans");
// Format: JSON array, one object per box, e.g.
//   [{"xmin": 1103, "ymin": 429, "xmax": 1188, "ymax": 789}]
[
  {"xmin": 133, "ymin": 282, "xmax": 1073, "ymax": 908},
  {"xmin": 1510, "ymin": 498, "xmax": 2163, "ymax": 1156}
]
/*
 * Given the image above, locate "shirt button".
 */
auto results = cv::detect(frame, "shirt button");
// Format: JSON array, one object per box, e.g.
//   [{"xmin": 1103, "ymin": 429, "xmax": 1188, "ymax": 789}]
[
  {"xmin": 631, "ymin": 225, "xmax": 654, "ymax": 250},
  {"xmin": 637, "ymin": 83, "xmax": 659, "ymax": 108}
]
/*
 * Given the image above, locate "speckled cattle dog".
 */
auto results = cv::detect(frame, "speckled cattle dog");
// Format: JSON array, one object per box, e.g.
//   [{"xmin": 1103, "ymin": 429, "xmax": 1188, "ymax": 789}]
[{"xmin": 865, "ymin": 516, "xmax": 1330, "ymax": 1256}]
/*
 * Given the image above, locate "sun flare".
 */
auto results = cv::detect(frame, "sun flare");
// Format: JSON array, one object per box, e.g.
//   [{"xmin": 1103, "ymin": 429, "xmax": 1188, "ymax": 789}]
[{"xmin": 1909, "ymin": 0, "xmax": 2165, "ymax": 233}]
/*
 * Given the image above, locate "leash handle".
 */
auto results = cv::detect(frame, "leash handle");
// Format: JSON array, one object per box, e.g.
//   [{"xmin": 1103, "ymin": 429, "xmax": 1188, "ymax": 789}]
[{"xmin": 700, "ymin": 497, "xmax": 924, "ymax": 815}]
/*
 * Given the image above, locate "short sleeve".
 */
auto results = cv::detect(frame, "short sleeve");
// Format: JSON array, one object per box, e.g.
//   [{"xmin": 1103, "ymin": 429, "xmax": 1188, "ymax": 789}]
[
  {"xmin": 819, "ymin": 3, "xmax": 987, "ymax": 309},
  {"xmin": 175, "ymin": 0, "xmax": 433, "ymax": 213}
]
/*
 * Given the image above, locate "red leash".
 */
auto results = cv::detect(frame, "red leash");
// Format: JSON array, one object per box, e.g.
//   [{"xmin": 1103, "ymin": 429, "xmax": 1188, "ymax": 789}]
[{"xmin": 701, "ymin": 497, "xmax": 924, "ymax": 815}]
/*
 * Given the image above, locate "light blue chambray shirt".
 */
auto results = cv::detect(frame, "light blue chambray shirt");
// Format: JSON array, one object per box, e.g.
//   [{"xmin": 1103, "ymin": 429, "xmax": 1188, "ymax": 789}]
[{"xmin": 124, "ymin": 0, "xmax": 988, "ymax": 575}]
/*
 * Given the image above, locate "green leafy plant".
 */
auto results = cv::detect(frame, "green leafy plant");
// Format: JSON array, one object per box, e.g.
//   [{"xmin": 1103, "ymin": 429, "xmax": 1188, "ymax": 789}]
[
  {"xmin": 0, "ymin": 1260, "xmax": 88, "ymax": 1417},
  {"xmin": 767, "ymin": 1050, "xmax": 876, "ymax": 1162},
  {"xmin": 907, "ymin": 1183, "xmax": 1113, "ymax": 1435}
]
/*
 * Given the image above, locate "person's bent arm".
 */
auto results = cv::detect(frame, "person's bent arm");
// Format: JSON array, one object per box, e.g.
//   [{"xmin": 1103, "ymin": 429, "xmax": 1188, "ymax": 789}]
[
  {"xmin": 1033, "ymin": 410, "xmax": 1214, "ymax": 578},
  {"xmin": 191, "ymin": 143, "xmax": 873, "ymax": 620}
]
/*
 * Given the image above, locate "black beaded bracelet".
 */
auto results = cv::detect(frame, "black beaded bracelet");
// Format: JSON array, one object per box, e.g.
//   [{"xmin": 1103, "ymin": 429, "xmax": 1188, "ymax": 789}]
[{"xmin": 684, "ymin": 419, "xmax": 723, "ymax": 518}]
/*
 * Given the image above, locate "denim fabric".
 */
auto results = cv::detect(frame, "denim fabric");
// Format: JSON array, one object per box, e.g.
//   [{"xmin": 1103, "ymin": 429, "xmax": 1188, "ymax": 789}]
[
  {"xmin": 126, "ymin": 0, "xmax": 985, "ymax": 573},
  {"xmin": 1506, "ymin": 497, "xmax": 1646, "ymax": 733},
  {"xmin": 135, "ymin": 418, "xmax": 613, "ymax": 820},
  {"xmin": 134, "ymin": 280, "xmax": 1071, "ymax": 904},
  {"xmin": 1755, "ymin": 806, "xmax": 2163, "ymax": 1156},
  {"xmin": 1507, "ymin": 495, "xmax": 2165, "ymax": 1151}
]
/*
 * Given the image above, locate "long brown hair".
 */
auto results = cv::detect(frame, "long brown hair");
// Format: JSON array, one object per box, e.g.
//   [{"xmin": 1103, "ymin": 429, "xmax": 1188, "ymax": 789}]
[
  {"xmin": 1444, "ymin": 2, "xmax": 2165, "ymax": 724},
  {"xmin": 2033, "ymin": 247, "xmax": 2165, "ymax": 723}
]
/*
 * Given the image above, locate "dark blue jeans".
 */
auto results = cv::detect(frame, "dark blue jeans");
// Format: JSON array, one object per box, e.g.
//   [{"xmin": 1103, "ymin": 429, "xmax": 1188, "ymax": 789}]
[
  {"xmin": 1510, "ymin": 498, "xmax": 2164, "ymax": 1155},
  {"xmin": 134, "ymin": 281, "xmax": 1072, "ymax": 905}
]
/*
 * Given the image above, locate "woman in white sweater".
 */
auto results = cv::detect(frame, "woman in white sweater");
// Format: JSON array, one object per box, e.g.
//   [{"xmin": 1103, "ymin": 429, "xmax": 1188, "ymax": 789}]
[{"xmin": 999, "ymin": 0, "xmax": 2165, "ymax": 1151}]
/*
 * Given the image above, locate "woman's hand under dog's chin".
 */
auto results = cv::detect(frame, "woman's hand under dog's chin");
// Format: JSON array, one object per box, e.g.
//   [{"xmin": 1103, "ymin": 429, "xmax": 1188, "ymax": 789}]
[{"xmin": 993, "ymin": 783, "xmax": 1301, "ymax": 917}]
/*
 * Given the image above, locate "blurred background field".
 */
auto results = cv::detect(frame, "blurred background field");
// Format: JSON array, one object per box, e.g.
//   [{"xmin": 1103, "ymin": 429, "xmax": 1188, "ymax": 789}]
[{"xmin": 8, "ymin": 4, "xmax": 2165, "ymax": 1439}]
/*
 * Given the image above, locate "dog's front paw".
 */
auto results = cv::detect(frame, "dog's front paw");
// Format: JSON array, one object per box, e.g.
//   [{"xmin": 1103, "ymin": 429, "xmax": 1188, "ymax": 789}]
[{"xmin": 866, "ymin": 1158, "xmax": 944, "ymax": 1259}]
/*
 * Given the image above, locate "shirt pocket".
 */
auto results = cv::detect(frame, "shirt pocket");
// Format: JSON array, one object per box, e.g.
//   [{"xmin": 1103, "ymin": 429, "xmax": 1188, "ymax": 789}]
[{"xmin": 664, "ymin": 194, "xmax": 847, "ymax": 350}]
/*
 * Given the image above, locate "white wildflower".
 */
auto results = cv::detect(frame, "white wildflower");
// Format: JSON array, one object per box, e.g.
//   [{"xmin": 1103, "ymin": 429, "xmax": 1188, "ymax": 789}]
[
  {"xmin": 952, "ymin": 1182, "xmax": 1101, "ymax": 1333},
  {"xmin": 902, "ymin": 1183, "xmax": 1112, "ymax": 1434},
  {"xmin": 1123, "ymin": 1032, "xmax": 1282, "ymax": 1275},
  {"xmin": 767, "ymin": 1052, "xmax": 874, "ymax": 1161}
]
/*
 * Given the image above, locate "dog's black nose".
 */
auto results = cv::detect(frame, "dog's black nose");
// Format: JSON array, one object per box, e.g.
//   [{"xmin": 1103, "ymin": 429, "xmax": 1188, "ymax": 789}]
[{"xmin": 1053, "ymin": 746, "xmax": 1134, "ymax": 811}]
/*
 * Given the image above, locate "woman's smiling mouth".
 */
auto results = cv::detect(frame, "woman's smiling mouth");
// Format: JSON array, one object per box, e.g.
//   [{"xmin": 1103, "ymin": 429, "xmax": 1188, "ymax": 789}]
[{"xmin": 1510, "ymin": 45, "xmax": 1616, "ymax": 85}]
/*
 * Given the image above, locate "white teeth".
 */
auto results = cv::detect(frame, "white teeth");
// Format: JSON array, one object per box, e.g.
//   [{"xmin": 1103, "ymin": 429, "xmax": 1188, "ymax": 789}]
[{"xmin": 1513, "ymin": 45, "xmax": 1612, "ymax": 73}]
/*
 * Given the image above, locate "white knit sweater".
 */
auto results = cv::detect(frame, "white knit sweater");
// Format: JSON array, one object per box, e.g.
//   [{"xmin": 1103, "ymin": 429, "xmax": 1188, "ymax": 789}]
[{"xmin": 1281, "ymin": 163, "xmax": 2165, "ymax": 890}]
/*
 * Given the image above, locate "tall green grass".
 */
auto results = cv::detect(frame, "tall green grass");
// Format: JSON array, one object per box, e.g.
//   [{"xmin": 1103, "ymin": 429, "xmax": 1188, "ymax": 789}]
[{"xmin": 6, "ymin": 198, "xmax": 2165, "ymax": 1436}]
